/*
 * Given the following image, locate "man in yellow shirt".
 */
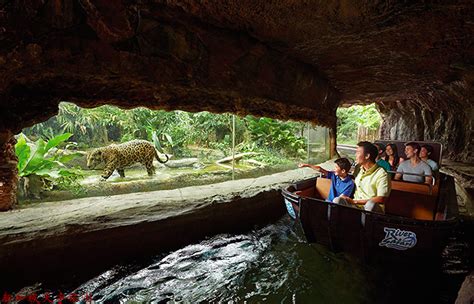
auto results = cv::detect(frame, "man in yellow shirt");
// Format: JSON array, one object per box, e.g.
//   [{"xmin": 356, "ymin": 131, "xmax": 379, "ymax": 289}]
[{"xmin": 334, "ymin": 141, "xmax": 391, "ymax": 213}]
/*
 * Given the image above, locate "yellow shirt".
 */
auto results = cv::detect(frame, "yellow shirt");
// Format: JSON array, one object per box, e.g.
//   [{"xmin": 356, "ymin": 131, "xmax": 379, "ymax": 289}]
[{"xmin": 354, "ymin": 164, "xmax": 391, "ymax": 205}]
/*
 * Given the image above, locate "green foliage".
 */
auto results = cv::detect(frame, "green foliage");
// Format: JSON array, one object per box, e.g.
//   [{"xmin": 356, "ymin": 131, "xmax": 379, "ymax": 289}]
[
  {"xmin": 244, "ymin": 116, "xmax": 306, "ymax": 157},
  {"xmin": 237, "ymin": 142, "xmax": 293, "ymax": 165},
  {"xmin": 54, "ymin": 168, "xmax": 85, "ymax": 194},
  {"xmin": 16, "ymin": 133, "xmax": 74, "ymax": 177},
  {"xmin": 15, "ymin": 133, "xmax": 83, "ymax": 194},
  {"xmin": 209, "ymin": 135, "xmax": 232, "ymax": 154},
  {"xmin": 336, "ymin": 104, "xmax": 382, "ymax": 144},
  {"xmin": 25, "ymin": 103, "xmax": 113, "ymax": 146},
  {"xmin": 23, "ymin": 102, "xmax": 316, "ymax": 164}
]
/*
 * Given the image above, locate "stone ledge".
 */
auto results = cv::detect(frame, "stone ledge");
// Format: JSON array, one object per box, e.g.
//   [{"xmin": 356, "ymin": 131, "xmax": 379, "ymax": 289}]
[{"xmin": 0, "ymin": 168, "xmax": 316, "ymax": 290}]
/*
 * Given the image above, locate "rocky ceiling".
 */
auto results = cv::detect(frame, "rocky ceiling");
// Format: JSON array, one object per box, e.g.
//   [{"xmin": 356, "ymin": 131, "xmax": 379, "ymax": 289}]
[{"xmin": 0, "ymin": 0, "xmax": 473, "ymax": 160}]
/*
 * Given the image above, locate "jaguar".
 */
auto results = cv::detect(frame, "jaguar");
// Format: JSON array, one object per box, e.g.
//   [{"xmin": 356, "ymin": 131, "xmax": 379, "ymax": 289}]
[{"xmin": 86, "ymin": 140, "xmax": 169, "ymax": 179}]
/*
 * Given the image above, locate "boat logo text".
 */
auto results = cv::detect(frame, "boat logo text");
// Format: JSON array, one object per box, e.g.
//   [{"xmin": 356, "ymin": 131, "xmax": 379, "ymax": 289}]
[{"xmin": 379, "ymin": 227, "xmax": 417, "ymax": 250}]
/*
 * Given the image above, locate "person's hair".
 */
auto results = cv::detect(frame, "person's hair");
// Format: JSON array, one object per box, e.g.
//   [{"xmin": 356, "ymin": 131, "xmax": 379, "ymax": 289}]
[
  {"xmin": 405, "ymin": 142, "xmax": 421, "ymax": 156},
  {"xmin": 421, "ymin": 144, "xmax": 433, "ymax": 157},
  {"xmin": 335, "ymin": 158, "xmax": 352, "ymax": 172},
  {"xmin": 357, "ymin": 141, "xmax": 378, "ymax": 162},
  {"xmin": 374, "ymin": 142, "xmax": 385, "ymax": 153},
  {"xmin": 384, "ymin": 143, "xmax": 400, "ymax": 167}
]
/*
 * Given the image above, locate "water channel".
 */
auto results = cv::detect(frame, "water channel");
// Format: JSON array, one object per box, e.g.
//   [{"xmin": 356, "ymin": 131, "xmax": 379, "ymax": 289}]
[{"xmin": 17, "ymin": 216, "xmax": 470, "ymax": 303}]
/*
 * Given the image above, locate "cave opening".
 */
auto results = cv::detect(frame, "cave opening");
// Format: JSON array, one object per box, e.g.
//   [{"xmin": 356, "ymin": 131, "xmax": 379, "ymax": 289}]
[{"xmin": 336, "ymin": 103, "xmax": 382, "ymax": 146}]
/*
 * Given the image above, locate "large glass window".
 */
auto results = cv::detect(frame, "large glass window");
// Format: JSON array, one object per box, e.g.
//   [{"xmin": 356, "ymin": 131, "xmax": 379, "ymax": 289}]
[{"xmin": 16, "ymin": 102, "xmax": 330, "ymax": 204}]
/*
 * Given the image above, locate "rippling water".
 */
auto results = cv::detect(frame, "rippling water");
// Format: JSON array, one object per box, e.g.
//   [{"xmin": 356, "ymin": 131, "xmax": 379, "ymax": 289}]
[
  {"xmin": 13, "ymin": 217, "xmax": 471, "ymax": 303},
  {"xmin": 69, "ymin": 218, "xmax": 379, "ymax": 303}
]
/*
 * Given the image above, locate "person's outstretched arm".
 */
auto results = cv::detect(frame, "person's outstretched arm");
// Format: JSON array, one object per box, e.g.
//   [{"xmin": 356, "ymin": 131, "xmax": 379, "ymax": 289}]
[{"xmin": 298, "ymin": 163, "xmax": 328, "ymax": 175}]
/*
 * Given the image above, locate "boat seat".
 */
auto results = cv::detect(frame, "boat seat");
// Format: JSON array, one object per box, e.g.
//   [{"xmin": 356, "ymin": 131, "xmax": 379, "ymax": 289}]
[
  {"xmin": 385, "ymin": 180, "xmax": 438, "ymax": 220},
  {"xmin": 295, "ymin": 187, "xmax": 315, "ymax": 198},
  {"xmin": 314, "ymin": 177, "xmax": 330, "ymax": 200},
  {"xmin": 390, "ymin": 180, "xmax": 433, "ymax": 195}
]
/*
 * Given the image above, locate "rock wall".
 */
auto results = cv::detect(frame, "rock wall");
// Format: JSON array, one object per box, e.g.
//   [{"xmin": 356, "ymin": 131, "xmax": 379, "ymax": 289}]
[
  {"xmin": 1, "ymin": 0, "xmax": 472, "ymax": 151},
  {"xmin": 0, "ymin": 1, "xmax": 340, "ymax": 134},
  {"xmin": 0, "ymin": 132, "xmax": 18, "ymax": 211},
  {"xmin": 379, "ymin": 103, "xmax": 473, "ymax": 162},
  {"xmin": 378, "ymin": 71, "xmax": 474, "ymax": 163}
]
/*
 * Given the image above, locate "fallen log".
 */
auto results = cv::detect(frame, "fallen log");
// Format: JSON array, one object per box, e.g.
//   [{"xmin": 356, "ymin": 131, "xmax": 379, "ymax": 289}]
[
  {"xmin": 165, "ymin": 158, "xmax": 200, "ymax": 168},
  {"xmin": 244, "ymin": 159, "xmax": 265, "ymax": 167},
  {"xmin": 215, "ymin": 152, "xmax": 259, "ymax": 164}
]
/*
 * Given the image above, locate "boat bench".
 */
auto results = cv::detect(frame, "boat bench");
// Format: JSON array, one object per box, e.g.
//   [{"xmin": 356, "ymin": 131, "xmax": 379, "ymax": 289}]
[
  {"xmin": 304, "ymin": 178, "xmax": 439, "ymax": 221},
  {"xmin": 385, "ymin": 180, "xmax": 438, "ymax": 220},
  {"xmin": 314, "ymin": 177, "xmax": 330, "ymax": 200},
  {"xmin": 294, "ymin": 177, "xmax": 330, "ymax": 199}
]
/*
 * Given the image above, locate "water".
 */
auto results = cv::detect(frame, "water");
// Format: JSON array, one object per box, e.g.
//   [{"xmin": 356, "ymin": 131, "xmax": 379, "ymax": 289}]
[
  {"xmin": 69, "ymin": 217, "xmax": 377, "ymax": 303},
  {"xmin": 11, "ymin": 217, "xmax": 471, "ymax": 303}
]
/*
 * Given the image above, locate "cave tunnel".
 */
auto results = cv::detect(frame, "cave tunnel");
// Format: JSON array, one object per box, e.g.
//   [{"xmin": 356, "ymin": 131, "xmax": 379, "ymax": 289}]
[
  {"xmin": 1, "ymin": 1, "xmax": 472, "ymax": 211},
  {"xmin": 0, "ymin": 0, "xmax": 473, "ymax": 298}
]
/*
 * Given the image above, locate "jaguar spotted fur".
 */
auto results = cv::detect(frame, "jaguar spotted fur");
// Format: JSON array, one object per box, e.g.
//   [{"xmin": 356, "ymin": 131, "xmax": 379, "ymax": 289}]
[{"xmin": 86, "ymin": 140, "xmax": 169, "ymax": 179}]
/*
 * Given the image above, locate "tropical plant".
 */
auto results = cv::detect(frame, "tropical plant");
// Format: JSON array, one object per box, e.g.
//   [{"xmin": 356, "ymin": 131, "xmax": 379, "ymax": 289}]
[
  {"xmin": 244, "ymin": 116, "xmax": 306, "ymax": 157},
  {"xmin": 15, "ymin": 133, "xmax": 83, "ymax": 194}
]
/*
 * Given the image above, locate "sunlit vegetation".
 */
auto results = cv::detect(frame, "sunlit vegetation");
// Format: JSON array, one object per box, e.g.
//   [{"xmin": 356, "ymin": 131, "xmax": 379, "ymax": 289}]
[
  {"xmin": 18, "ymin": 102, "xmax": 328, "ymax": 202},
  {"xmin": 15, "ymin": 133, "xmax": 84, "ymax": 198},
  {"xmin": 24, "ymin": 103, "xmax": 308, "ymax": 159},
  {"xmin": 336, "ymin": 104, "xmax": 382, "ymax": 144}
]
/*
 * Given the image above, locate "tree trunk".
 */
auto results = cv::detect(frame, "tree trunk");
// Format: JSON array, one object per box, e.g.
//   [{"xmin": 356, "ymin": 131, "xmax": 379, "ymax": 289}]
[
  {"xmin": 357, "ymin": 125, "xmax": 379, "ymax": 142},
  {"xmin": 329, "ymin": 124, "xmax": 338, "ymax": 159},
  {"xmin": 0, "ymin": 131, "xmax": 18, "ymax": 211},
  {"xmin": 103, "ymin": 126, "xmax": 109, "ymax": 144}
]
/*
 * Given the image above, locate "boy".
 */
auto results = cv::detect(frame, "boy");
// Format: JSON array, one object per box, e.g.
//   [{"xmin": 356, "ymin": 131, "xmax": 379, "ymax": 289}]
[{"xmin": 299, "ymin": 158, "xmax": 355, "ymax": 202}]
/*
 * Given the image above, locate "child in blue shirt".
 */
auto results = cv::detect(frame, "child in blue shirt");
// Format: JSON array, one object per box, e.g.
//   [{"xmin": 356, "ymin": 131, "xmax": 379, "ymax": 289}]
[{"xmin": 299, "ymin": 158, "xmax": 355, "ymax": 202}]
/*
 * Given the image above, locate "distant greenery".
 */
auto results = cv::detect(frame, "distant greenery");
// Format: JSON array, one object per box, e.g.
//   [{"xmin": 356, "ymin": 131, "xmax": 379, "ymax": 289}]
[
  {"xmin": 23, "ymin": 102, "xmax": 310, "ymax": 159},
  {"xmin": 23, "ymin": 102, "xmax": 380, "ymax": 164},
  {"xmin": 336, "ymin": 104, "xmax": 382, "ymax": 144}
]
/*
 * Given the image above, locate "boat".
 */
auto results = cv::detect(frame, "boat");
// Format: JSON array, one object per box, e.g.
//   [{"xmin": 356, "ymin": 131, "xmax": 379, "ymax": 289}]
[{"xmin": 282, "ymin": 141, "xmax": 459, "ymax": 264}]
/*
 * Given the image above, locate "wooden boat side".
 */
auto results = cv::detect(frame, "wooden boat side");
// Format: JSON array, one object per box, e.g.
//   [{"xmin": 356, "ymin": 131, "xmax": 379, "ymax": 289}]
[
  {"xmin": 282, "ymin": 173, "xmax": 459, "ymax": 262},
  {"xmin": 299, "ymin": 193, "xmax": 457, "ymax": 262},
  {"xmin": 282, "ymin": 177, "xmax": 317, "ymax": 219}
]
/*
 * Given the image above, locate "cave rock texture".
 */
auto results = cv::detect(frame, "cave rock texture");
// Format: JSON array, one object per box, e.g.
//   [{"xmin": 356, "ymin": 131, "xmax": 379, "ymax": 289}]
[{"xmin": 0, "ymin": 1, "xmax": 473, "ymax": 210}]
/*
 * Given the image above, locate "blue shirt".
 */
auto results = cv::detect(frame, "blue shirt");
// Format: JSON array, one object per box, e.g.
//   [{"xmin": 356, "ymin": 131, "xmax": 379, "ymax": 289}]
[{"xmin": 326, "ymin": 172, "xmax": 355, "ymax": 202}]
